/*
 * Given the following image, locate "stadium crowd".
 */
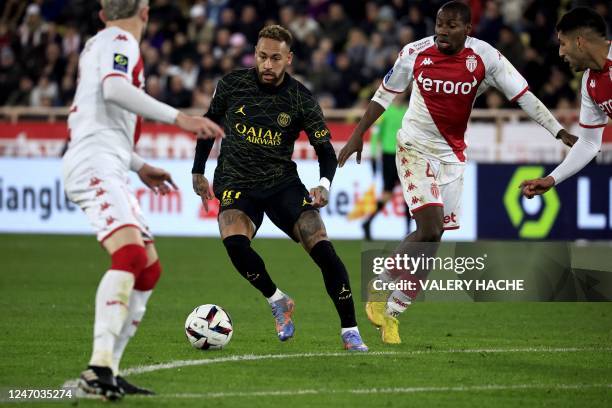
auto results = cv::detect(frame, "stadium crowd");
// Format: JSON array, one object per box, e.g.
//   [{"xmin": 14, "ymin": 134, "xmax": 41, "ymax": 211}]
[{"xmin": 0, "ymin": 0, "xmax": 610, "ymax": 111}]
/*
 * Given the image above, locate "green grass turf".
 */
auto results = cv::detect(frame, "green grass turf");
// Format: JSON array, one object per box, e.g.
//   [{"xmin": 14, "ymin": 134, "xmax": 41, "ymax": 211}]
[{"xmin": 0, "ymin": 234, "xmax": 610, "ymax": 407}]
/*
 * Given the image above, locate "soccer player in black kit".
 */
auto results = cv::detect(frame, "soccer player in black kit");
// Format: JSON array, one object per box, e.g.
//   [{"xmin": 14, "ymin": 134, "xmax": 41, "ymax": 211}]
[{"xmin": 191, "ymin": 25, "xmax": 367, "ymax": 351}]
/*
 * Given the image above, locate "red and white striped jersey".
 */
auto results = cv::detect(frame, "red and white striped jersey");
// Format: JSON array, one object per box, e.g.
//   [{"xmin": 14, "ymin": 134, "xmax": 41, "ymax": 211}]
[
  {"xmin": 374, "ymin": 36, "xmax": 528, "ymax": 163},
  {"xmin": 67, "ymin": 26, "xmax": 144, "ymax": 164},
  {"xmin": 579, "ymin": 43, "xmax": 612, "ymax": 129}
]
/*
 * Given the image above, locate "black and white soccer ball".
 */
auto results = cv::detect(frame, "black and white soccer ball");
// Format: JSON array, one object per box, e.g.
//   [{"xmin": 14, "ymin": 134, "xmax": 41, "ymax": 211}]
[{"xmin": 185, "ymin": 304, "xmax": 233, "ymax": 350}]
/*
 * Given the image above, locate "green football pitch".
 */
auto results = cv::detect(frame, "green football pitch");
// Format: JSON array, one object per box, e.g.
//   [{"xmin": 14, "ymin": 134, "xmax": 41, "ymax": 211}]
[{"xmin": 0, "ymin": 234, "xmax": 610, "ymax": 407}]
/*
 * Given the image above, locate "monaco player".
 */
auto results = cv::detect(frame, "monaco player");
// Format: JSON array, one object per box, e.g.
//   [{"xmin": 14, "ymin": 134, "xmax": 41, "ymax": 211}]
[
  {"xmin": 62, "ymin": 0, "xmax": 222, "ymax": 399},
  {"xmin": 521, "ymin": 8, "xmax": 610, "ymax": 198},
  {"xmin": 338, "ymin": 1, "xmax": 575, "ymax": 344}
]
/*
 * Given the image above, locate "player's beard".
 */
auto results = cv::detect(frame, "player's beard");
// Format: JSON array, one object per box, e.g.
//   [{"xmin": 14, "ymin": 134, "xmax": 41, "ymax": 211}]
[{"xmin": 257, "ymin": 68, "xmax": 284, "ymax": 86}]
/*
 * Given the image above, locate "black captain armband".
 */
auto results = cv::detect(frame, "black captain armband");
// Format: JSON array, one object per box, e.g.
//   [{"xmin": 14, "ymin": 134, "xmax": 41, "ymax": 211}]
[
  {"xmin": 191, "ymin": 138, "xmax": 214, "ymax": 174},
  {"xmin": 313, "ymin": 141, "xmax": 338, "ymax": 184}
]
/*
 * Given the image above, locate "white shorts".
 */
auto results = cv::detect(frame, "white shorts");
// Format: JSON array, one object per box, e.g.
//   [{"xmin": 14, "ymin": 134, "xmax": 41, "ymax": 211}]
[
  {"xmin": 396, "ymin": 144, "xmax": 464, "ymax": 230},
  {"xmin": 63, "ymin": 162, "xmax": 152, "ymax": 243}
]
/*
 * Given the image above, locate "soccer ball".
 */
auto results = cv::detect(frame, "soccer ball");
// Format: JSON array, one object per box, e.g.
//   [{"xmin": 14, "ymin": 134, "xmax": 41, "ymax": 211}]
[{"xmin": 184, "ymin": 304, "xmax": 233, "ymax": 350}]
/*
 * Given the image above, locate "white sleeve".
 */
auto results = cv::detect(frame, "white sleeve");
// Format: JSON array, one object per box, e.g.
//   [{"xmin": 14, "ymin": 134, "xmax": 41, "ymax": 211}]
[
  {"xmin": 516, "ymin": 91, "xmax": 564, "ymax": 137},
  {"xmin": 102, "ymin": 75, "xmax": 179, "ymax": 123},
  {"xmin": 130, "ymin": 151, "xmax": 146, "ymax": 172},
  {"xmin": 578, "ymin": 71, "xmax": 608, "ymax": 128},
  {"xmin": 483, "ymin": 44, "xmax": 529, "ymax": 102},
  {"xmin": 548, "ymin": 126, "xmax": 603, "ymax": 185},
  {"xmin": 371, "ymin": 44, "xmax": 416, "ymax": 109}
]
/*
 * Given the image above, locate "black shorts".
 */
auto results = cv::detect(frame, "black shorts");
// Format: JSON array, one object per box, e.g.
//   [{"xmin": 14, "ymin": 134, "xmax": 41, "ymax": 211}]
[
  {"xmin": 218, "ymin": 182, "xmax": 316, "ymax": 242},
  {"xmin": 382, "ymin": 153, "xmax": 400, "ymax": 192}
]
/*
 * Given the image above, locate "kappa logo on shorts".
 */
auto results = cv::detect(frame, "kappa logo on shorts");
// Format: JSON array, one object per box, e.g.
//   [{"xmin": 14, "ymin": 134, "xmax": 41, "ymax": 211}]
[
  {"xmin": 89, "ymin": 177, "xmax": 102, "ymax": 187},
  {"xmin": 404, "ymin": 170, "xmax": 412, "ymax": 178},
  {"xmin": 100, "ymin": 202, "xmax": 111, "ymax": 211},
  {"xmin": 113, "ymin": 53, "xmax": 129, "ymax": 73},
  {"xmin": 95, "ymin": 188, "xmax": 106, "ymax": 197},
  {"xmin": 431, "ymin": 183, "xmax": 440, "ymax": 199},
  {"xmin": 407, "ymin": 183, "xmax": 417, "ymax": 191},
  {"xmin": 105, "ymin": 216, "xmax": 116, "ymax": 226}
]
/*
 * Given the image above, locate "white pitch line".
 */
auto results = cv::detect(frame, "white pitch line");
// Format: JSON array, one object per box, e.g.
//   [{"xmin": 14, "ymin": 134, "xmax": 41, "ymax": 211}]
[
  {"xmin": 122, "ymin": 346, "xmax": 612, "ymax": 376},
  {"xmin": 61, "ymin": 347, "xmax": 612, "ymax": 390},
  {"xmin": 152, "ymin": 383, "xmax": 612, "ymax": 399}
]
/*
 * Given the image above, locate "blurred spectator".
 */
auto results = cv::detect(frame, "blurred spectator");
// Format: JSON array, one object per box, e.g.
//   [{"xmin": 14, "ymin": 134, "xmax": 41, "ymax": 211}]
[
  {"xmin": 18, "ymin": 4, "xmax": 48, "ymax": 49},
  {"xmin": 321, "ymin": 3, "xmax": 352, "ymax": 51},
  {"xmin": 41, "ymin": 42, "xmax": 65, "ymax": 81},
  {"xmin": 61, "ymin": 24, "xmax": 80, "ymax": 57},
  {"xmin": 538, "ymin": 66, "xmax": 576, "ymax": 109},
  {"xmin": 400, "ymin": 5, "xmax": 432, "ymax": 40},
  {"xmin": 164, "ymin": 75, "xmax": 191, "ymax": 108},
  {"xmin": 477, "ymin": 0, "xmax": 504, "ymax": 45},
  {"xmin": 346, "ymin": 28, "xmax": 368, "ymax": 66},
  {"xmin": 289, "ymin": 6, "xmax": 320, "ymax": 42},
  {"xmin": 30, "ymin": 75, "xmax": 58, "ymax": 107},
  {"xmin": 496, "ymin": 25, "xmax": 525, "ymax": 71},
  {"xmin": 307, "ymin": 49, "xmax": 339, "ymax": 96},
  {"xmin": 187, "ymin": 3, "xmax": 214, "ymax": 44},
  {"xmin": 146, "ymin": 75, "xmax": 165, "ymax": 101},
  {"xmin": 237, "ymin": 5, "xmax": 262, "ymax": 46},
  {"xmin": 6, "ymin": 76, "xmax": 34, "ymax": 106},
  {"xmin": 0, "ymin": 46, "xmax": 20, "ymax": 105},
  {"xmin": 177, "ymin": 58, "xmax": 199, "ymax": 91},
  {"xmin": 59, "ymin": 74, "xmax": 75, "ymax": 105}
]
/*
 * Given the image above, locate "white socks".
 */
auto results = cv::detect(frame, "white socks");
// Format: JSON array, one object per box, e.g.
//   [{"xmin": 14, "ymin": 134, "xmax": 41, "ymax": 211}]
[
  {"xmin": 111, "ymin": 289, "xmax": 153, "ymax": 375},
  {"xmin": 266, "ymin": 288, "xmax": 285, "ymax": 304},
  {"xmin": 341, "ymin": 326, "xmax": 359, "ymax": 335},
  {"xmin": 89, "ymin": 270, "xmax": 135, "ymax": 368},
  {"xmin": 386, "ymin": 290, "xmax": 412, "ymax": 317}
]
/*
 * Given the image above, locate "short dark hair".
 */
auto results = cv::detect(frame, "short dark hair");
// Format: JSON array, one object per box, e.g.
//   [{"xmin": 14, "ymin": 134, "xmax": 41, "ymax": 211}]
[
  {"xmin": 556, "ymin": 7, "xmax": 607, "ymax": 37},
  {"xmin": 258, "ymin": 25, "xmax": 293, "ymax": 49},
  {"xmin": 438, "ymin": 1, "xmax": 471, "ymax": 24}
]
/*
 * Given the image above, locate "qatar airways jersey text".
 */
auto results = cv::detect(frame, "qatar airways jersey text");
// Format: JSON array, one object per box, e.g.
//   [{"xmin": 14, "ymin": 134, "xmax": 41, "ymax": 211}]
[
  {"xmin": 579, "ymin": 43, "xmax": 612, "ymax": 129},
  {"xmin": 377, "ymin": 36, "xmax": 528, "ymax": 163},
  {"xmin": 65, "ymin": 26, "xmax": 144, "ymax": 168}
]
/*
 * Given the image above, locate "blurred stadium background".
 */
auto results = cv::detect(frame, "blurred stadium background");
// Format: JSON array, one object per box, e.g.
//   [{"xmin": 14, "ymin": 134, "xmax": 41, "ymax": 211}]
[{"xmin": 0, "ymin": 0, "xmax": 611, "ymax": 241}]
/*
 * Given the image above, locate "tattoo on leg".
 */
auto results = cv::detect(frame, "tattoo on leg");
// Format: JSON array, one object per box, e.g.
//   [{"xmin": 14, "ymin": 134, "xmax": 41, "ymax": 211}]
[
  {"xmin": 219, "ymin": 210, "xmax": 252, "ymax": 237},
  {"xmin": 297, "ymin": 211, "xmax": 328, "ymax": 250}
]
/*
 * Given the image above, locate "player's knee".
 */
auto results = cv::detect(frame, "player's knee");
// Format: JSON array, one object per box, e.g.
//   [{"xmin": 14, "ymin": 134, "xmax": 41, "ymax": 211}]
[
  {"xmin": 110, "ymin": 244, "xmax": 148, "ymax": 277},
  {"xmin": 134, "ymin": 260, "xmax": 162, "ymax": 291},
  {"xmin": 417, "ymin": 224, "xmax": 443, "ymax": 242}
]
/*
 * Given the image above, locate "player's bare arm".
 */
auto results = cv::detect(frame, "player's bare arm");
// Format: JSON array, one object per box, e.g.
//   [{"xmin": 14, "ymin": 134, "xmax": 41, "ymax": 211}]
[
  {"xmin": 192, "ymin": 173, "xmax": 214, "ymax": 210},
  {"xmin": 175, "ymin": 112, "xmax": 224, "ymax": 139},
  {"xmin": 294, "ymin": 210, "xmax": 328, "ymax": 252},
  {"xmin": 556, "ymin": 129, "xmax": 578, "ymax": 147},
  {"xmin": 137, "ymin": 163, "xmax": 177, "ymax": 195},
  {"xmin": 338, "ymin": 101, "xmax": 386, "ymax": 166},
  {"xmin": 520, "ymin": 176, "xmax": 555, "ymax": 199}
]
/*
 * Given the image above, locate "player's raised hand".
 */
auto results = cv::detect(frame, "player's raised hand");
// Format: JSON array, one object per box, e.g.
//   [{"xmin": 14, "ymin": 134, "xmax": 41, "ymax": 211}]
[
  {"xmin": 309, "ymin": 186, "xmax": 329, "ymax": 208},
  {"xmin": 556, "ymin": 129, "xmax": 578, "ymax": 148},
  {"xmin": 192, "ymin": 174, "xmax": 214, "ymax": 211},
  {"xmin": 137, "ymin": 163, "xmax": 178, "ymax": 195},
  {"xmin": 520, "ymin": 176, "xmax": 555, "ymax": 199},
  {"xmin": 338, "ymin": 134, "xmax": 364, "ymax": 167},
  {"xmin": 176, "ymin": 112, "xmax": 224, "ymax": 139}
]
